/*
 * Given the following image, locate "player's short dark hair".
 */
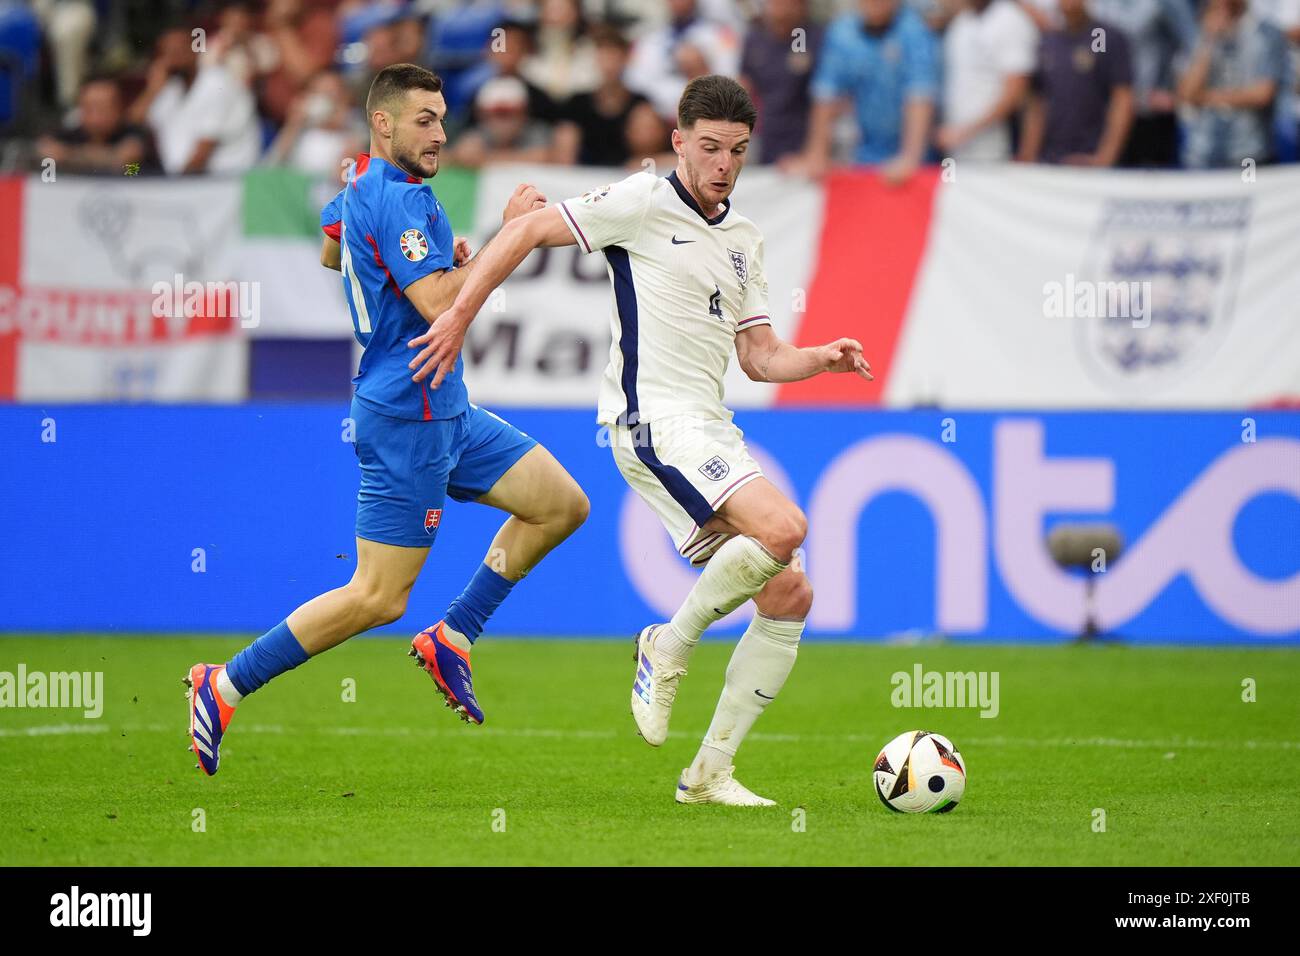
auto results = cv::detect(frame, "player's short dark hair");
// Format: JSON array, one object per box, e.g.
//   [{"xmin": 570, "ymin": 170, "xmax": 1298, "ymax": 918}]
[
  {"xmin": 365, "ymin": 63, "xmax": 444, "ymax": 118},
  {"xmin": 677, "ymin": 75, "xmax": 757, "ymax": 132}
]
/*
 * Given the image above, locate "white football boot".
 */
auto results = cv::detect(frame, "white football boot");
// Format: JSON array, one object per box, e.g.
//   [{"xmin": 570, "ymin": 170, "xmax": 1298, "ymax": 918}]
[
  {"xmin": 675, "ymin": 765, "xmax": 777, "ymax": 807},
  {"xmin": 630, "ymin": 624, "xmax": 686, "ymax": 747}
]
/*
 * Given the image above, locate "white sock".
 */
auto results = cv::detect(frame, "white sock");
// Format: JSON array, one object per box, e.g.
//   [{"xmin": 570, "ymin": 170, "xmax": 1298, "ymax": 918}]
[
  {"xmin": 689, "ymin": 613, "xmax": 804, "ymax": 780},
  {"xmin": 215, "ymin": 665, "xmax": 244, "ymax": 706},
  {"xmin": 661, "ymin": 536, "xmax": 787, "ymax": 667}
]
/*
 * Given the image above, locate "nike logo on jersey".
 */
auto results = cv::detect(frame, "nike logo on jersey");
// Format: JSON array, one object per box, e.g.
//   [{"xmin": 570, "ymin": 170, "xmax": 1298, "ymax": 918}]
[
  {"xmin": 755, "ymin": 690, "xmax": 776, "ymax": 700},
  {"xmin": 670, "ymin": 235, "xmax": 695, "ymax": 244}
]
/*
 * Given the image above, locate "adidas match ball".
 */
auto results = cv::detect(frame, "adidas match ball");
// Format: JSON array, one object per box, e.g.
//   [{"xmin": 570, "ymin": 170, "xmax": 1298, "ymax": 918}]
[{"xmin": 873, "ymin": 730, "xmax": 966, "ymax": 813}]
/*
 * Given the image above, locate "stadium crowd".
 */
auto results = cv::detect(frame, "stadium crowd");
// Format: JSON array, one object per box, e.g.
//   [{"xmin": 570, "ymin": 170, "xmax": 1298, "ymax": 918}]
[{"xmin": 1, "ymin": 0, "xmax": 1297, "ymax": 180}]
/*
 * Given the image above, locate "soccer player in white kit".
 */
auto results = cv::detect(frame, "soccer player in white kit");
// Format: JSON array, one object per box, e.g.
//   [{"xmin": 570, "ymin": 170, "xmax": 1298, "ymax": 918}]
[{"xmin": 407, "ymin": 76, "xmax": 872, "ymax": 805}]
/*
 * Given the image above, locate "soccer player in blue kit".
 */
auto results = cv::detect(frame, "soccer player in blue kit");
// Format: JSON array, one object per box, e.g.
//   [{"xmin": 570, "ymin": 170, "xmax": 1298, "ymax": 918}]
[{"xmin": 184, "ymin": 64, "xmax": 590, "ymax": 775}]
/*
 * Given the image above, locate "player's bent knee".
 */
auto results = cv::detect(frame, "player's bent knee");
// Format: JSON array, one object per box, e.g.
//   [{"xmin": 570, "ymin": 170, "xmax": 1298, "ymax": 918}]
[
  {"xmin": 760, "ymin": 572, "xmax": 813, "ymax": 619},
  {"xmin": 568, "ymin": 489, "xmax": 591, "ymax": 531},
  {"xmin": 347, "ymin": 583, "xmax": 408, "ymax": 629},
  {"xmin": 549, "ymin": 481, "xmax": 590, "ymax": 535},
  {"xmin": 757, "ymin": 507, "xmax": 808, "ymax": 561},
  {"xmin": 372, "ymin": 596, "xmax": 408, "ymax": 628},
  {"xmin": 790, "ymin": 509, "xmax": 809, "ymax": 548}
]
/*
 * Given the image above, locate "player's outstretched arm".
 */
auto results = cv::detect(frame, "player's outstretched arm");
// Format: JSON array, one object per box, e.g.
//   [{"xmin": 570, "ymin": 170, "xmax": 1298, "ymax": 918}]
[
  {"xmin": 735, "ymin": 325, "xmax": 873, "ymax": 384},
  {"xmin": 403, "ymin": 243, "xmax": 481, "ymax": 326},
  {"xmin": 407, "ymin": 206, "xmax": 576, "ymax": 387},
  {"xmin": 403, "ymin": 188, "xmax": 546, "ymax": 331}
]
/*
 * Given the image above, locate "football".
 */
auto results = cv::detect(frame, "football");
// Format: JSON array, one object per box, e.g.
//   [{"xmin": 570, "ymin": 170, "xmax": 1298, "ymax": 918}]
[{"xmin": 873, "ymin": 731, "xmax": 967, "ymax": 813}]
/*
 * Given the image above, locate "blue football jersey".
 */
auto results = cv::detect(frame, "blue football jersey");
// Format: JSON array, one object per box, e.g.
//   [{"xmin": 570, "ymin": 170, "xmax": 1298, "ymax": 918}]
[{"xmin": 321, "ymin": 153, "xmax": 466, "ymax": 420}]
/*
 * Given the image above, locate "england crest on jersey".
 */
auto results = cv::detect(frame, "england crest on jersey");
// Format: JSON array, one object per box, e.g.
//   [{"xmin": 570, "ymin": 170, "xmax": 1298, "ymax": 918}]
[{"xmin": 728, "ymin": 249, "xmax": 748, "ymax": 287}]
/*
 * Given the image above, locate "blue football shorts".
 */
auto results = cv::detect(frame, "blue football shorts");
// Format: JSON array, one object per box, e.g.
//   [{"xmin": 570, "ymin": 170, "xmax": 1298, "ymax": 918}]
[{"xmin": 351, "ymin": 397, "xmax": 537, "ymax": 547}]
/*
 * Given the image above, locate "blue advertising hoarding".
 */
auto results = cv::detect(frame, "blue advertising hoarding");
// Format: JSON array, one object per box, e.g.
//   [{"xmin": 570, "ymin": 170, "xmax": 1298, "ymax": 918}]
[{"xmin": 1, "ymin": 406, "xmax": 1296, "ymax": 642}]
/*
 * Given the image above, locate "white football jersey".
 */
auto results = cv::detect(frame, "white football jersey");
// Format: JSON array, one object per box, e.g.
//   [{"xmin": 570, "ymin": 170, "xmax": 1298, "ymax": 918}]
[{"xmin": 557, "ymin": 171, "xmax": 771, "ymax": 425}]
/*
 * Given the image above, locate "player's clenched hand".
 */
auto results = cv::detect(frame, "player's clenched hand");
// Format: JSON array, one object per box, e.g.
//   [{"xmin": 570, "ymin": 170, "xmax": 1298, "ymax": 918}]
[
  {"xmin": 819, "ymin": 338, "xmax": 873, "ymax": 381},
  {"xmin": 503, "ymin": 183, "xmax": 548, "ymax": 224},
  {"xmin": 408, "ymin": 307, "xmax": 469, "ymax": 388},
  {"xmin": 453, "ymin": 236, "xmax": 472, "ymax": 266}
]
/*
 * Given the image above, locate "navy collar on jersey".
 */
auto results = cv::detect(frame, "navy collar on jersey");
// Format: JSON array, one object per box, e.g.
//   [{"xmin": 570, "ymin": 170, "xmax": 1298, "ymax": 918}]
[
  {"xmin": 667, "ymin": 170, "xmax": 730, "ymax": 226},
  {"xmin": 351, "ymin": 152, "xmax": 423, "ymax": 185}
]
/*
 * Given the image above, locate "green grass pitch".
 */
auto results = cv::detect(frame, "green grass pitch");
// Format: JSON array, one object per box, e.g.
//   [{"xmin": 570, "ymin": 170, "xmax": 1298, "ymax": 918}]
[{"xmin": 1, "ymin": 636, "xmax": 1297, "ymax": 866}]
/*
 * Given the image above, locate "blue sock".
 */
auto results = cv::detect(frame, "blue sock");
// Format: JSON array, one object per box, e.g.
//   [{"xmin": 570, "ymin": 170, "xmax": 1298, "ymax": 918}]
[
  {"xmin": 444, "ymin": 562, "xmax": 516, "ymax": 643},
  {"xmin": 226, "ymin": 620, "xmax": 309, "ymax": 697}
]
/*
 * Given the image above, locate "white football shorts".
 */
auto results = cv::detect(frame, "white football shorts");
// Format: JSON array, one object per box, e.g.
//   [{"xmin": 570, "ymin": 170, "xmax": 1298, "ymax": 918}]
[{"xmin": 609, "ymin": 415, "xmax": 764, "ymax": 566}]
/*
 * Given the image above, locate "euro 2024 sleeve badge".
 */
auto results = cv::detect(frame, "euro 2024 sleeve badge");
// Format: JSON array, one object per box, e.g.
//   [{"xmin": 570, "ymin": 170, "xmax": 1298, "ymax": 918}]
[{"xmin": 400, "ymin": 228, "xmax": 428, "ymax": 261}]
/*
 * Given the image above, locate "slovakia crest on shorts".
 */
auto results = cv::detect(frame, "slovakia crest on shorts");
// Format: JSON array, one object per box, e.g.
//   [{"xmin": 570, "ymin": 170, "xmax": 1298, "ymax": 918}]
[
  {"xmin": 699, "ymin": 456, "xmax": 730, "ymax": 481},
  {"xmin": 728, "ymin": 249, "xmax": 748, "ymax": 287},
  {"xmin": 424, "ymin": 508, "xmax": 442, "ymax": 533},
  {"xmin": 400, "ymin": 229, "xmax": 429, "ymax": 261}
]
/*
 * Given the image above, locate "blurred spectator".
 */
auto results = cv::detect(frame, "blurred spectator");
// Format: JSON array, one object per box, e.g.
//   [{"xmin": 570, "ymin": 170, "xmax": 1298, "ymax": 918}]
[
  {"xmin": 209, "ymin": 1, "xmax": 279, "ymax": 86},
  {"xmin": 1252, "ymin": 0, "xmax": 1300, "ymax": 152},
  {"xmin": 694, "ymin": 0, "xmax": 750, "ymax": 34},
  {"xmin": 259, "ymin": 0, "xmax": 342, "ymax": 124},
  {"xmin": 623, "ymin": 93, "xmax": 674, "ymax": 166},
  {"xmin": 351, "ymin": 9, "xmax": 428, "ymax": 105},
  {"xmin": 34, "ymin": 74, "xmax": 155, "ymax": 174},
  {"xmin": 1250, "ymin": 0, "xmax": 1300, "ymax": 36},
  {"xmin": 460, "ymin": 17, "xmax": 563, "ymax": 124},
  {"xmin": 574, "ymin": 0, "xmax": 666, "ymax": 28},
  {"xmin": 524, "ymin": 0, "xmax": 600, "ymax": 103},
  {"xmin": 448, "ymin": 73, "xmax": 555, "ymax": 167},
  {"xmin": 1179, "ymin": 0, "xmax": 1288, "ymax": 167},
  {"xmin": 128, "ymin": 25, "xmax": 262, "ymax": 175},
  {"xmin": 554, "ymin": 23, "xmax": 659, "ymax": 166},
  {"xmin": 740, "ymin": 0, "xmax": 824, "ymax": 165},
  {"xmin": 624, "ymin": 0, "xmax": 742, "ymax": 121},
  {"xmin": 907, "ymin": 0, "xmax": 956, "ymax": 30},
  {"xmin": 936, "ymin": 0, "xmax": 1038, "ymax": 161},
  {"xmin": 0, "ymin": 1, "xmax": 41, "ymax": 132},
  {"xmin": 599, "ymin": 0, "xmax": 748, "ymax": 34},
  {"xmin": 266, "ymin": 68, "xmax": 365, "ymax": 177},
  {"xmin": 420, "ymin": 0, "xmax": 507, "ymax": 114},
  {"xmin": 392, "ymin": 10, "xmax": 427, "ymax": 62},
  {"xmin": 34, "ymin": 0, "xmax": 1300, "ymax": 181},
  {"xmin": 1089, "ymin": 0, "xmax": 1198, "ymax": 168},
  {"xmin": 32, "ymin": 0, "xmax": 96, "ymax": 109},
  {"xmin": 1018, "ymin": 0, "xmax": 1134, "ymax": 165},
  {"xmin": 794, "ymin": 0, "xmax": 938, "ymax": 184},
  {"xmin": 1018, "ymin": 0, "xmax": 1062, "ymax": 30},
  {"xmin": 671, "ymin": 26, "xmax": 718, "ymax": 90}
]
